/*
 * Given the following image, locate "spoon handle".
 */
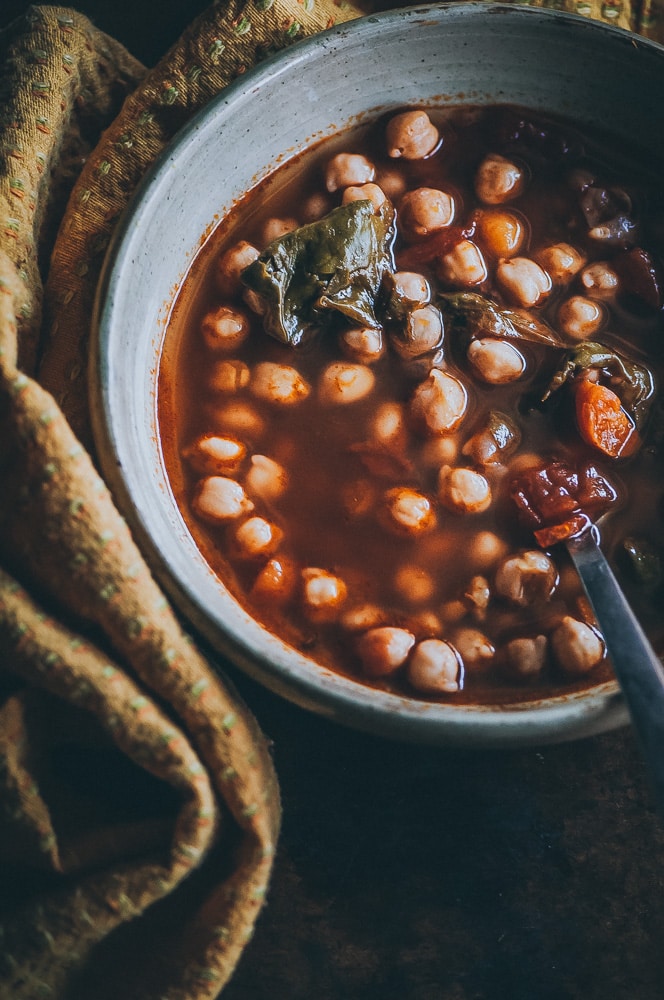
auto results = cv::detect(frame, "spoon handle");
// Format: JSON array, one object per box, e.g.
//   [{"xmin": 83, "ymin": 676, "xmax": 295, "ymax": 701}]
[{"xmin": 566, "ymin": 529, "xmax": 664, "ymax": 810}]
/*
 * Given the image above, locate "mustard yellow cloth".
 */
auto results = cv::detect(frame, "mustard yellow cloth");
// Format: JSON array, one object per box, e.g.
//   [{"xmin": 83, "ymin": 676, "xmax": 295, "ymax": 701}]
[{"xmin": 0, "ymin": 1, "xmax": 662, "ymax": 998}]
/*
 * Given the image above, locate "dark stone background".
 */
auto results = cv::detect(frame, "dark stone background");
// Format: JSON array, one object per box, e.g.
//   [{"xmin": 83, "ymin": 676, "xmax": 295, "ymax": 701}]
[{"xmin": 3, "ymin": 2, "xmax": 664, "ymax": 997}]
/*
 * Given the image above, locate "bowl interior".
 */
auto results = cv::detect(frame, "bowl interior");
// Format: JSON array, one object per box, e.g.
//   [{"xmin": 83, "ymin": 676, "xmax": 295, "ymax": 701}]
[{"xmin": 90, "ymin": 2, "xmax": 664, "ymax": 746}]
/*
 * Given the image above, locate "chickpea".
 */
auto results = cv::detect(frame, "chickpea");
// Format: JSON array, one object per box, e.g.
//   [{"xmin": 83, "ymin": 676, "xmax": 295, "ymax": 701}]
[
  {"xmin": 393, "ymin": 564, "xmax": 436, "ymax": 604},
  {"xmin": 494, "ymin": 550, "xmax": 558, "ymax": 606},
  {"xmin": 342, "ymin": 183, "xmax": 388, "ymax": 212},
  {"xmin": 389, "ymin": 271, "xmax": 431, "ymax": 308},
  {"xmin": 251, "ymin": 362, "xmax": 310, "ymax": 405},
  {"xmin": 421, "ymin": 434, "xmax": 459, "ymax": 468},
  {"xmin": 325, "ymin": 152, "xmax": 375, "ymax": 192},
  {"xmin": 192, "ymin": 476, "xmax": 254, "ymax": 523},
  {"xmin": 534, "ymin": 243, "xmax": 586, "ymax": 284},
  {"xmin": 399, "ymin": 187, "xmax": 455, "ymax": 237},
  {"xmin": 380, "ymin": 486, "xmax": 436, "ymax": 537},
  {"xmin": 579, "ymin": 261, "xmax": 619, "ymax": 300},
  {"xmin": 302, "ymin": 191, "xmax": 333, "ymax": 222},
  {"xmin": 251, "ymin": 556, "xmax": 297, "ymax": 605},
  {"xmin": 504, "ymin": 635, "xmax": 548, "ymax": 679},
  {"xmin": 233, "ymin": 516, "xmax": 282, "ymax": 560},
  {"xmin": 474, "ymin": 209, "xmax": 525, "ymax": 258},
  {"xmin": 407, "ymin": 639, "xmax": 463, "ymax": 694},
  {"xmin": 437, "ymin": 465, "xmax": 492, "ymax": 514},
  {"xmin": 182, "ymin": 434, "xmax": 246, "ymax": 476},
  {"xmin": 409, "ymin": 369, "xmax": 468, "ymax": 435},
  {"xmin": 438, "ymin": 239, "xmax": 487, "ymax": 286},
  {"xmin": 356, "ymin": 626, "xmax": 416, "ymax": 677},
  {"xmin": 245, "ymin": 454, "xmax": 288, "ymax": 501},
  {"xmin": 558, "ymin": 295, "xmax": 606, "ymax": 341},
  {"xmin": 201, "ymin": 305, "xmax": 251, "ymax": 352},
  {"xmin": 340, "ymin": 479, "xmax": 377, "ymax": 520},
  {"xmin": 301, "ymin": 567, "xmax": 347, "ymax": 623},
  {"xmin": 209, "ymin": 359, "xmax": 251, "ymax": 392},
  {"xmin": 465, "ymin": 575, "xmax": 491, "ymax": 612},
  {"xmin": 386, "ymin": 110, "xmax": 440, "ymax": 160},
  {"xmin": 369, "ymin": 401, "xmax": 408, "ymax": 448},
  {"xmin": 340, "ymin": 603, "xmax": 386, "ymax": 633},
  {"xmin": 551, "ymin": 616, "xmax": 605, "ymax": 675},
  {"xmin": 319, "ymin": 361, "xmax": 375, "ymax": 404},
  {"xmin": 376, "ymin": 167, "xmax": 408, "ymax": 201},
  {"xmin": 261, "ymin": 216, "xmax": 298, "ymax": 245},
  {"xmin": 474, "ymin": 153, "xmax": 525, "ymax": 204},
  {"xmin": 467, "ymin": 338, "xmax": 526, "ymax": 384},
  {"xmin": 212, "ymin": 401, "xmax": 265, "ymax": 441},
  {"xmin": 393, "ymin": 305, "xmax": 443, "ymax": 359},
  {"xmin": 451, "ymin": 627, "xmax": 495, "ymax": 671},
  {"xmin": 340, "ymin": 326, "xmax": 384, "ymax": 364},
  {"xmin": 495, "ymin": 257, "xmax": 551, "ymax": 307},
  {"xmin": 216, "ymin": 240, "xmax": 259, "ymax": 296},
  {"xmin": 469, "ymin": 530, "xmax": 509, "ymax": 569},
  {"xmin": 242, "ymin": 288, "xmax": 266, "ymax": 316}
]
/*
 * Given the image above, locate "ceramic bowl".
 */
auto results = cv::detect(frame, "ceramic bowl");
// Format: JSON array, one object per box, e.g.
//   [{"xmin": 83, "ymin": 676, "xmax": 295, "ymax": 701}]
[{"xmin": 91, "ymin": 2, "xmax": 664, "ymax": 746}]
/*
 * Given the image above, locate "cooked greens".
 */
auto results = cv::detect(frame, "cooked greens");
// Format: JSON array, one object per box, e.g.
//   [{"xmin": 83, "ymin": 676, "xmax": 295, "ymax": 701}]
[
  {"xmin": 437, "ymin": 291, "xmax": 565, "ymax": 349},
  {"xmin": 241, "ymin": 200, "xmax": 396, "ymax": 347}
]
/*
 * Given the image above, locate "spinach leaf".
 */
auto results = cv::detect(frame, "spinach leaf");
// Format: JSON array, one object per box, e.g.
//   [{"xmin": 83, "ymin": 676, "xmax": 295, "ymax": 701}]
[
  {"xmin": 438, "ymin": 291, "xmax": 564, "ymax": 349},
  {"xmin": 241, "ymin": 200, "xmax": 396, "ymax": 347},
  {"xmin": 542, "ymin": 341, "xmax": 657, "ymax": 428}
]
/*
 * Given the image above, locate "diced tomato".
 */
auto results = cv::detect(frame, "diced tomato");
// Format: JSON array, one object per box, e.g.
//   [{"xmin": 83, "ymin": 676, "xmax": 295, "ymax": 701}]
[
  {"xmin": 574, "ymin": 379, "xmax": 638, "ymax": 458},
  {"xmin": 510, "ymin": 459, "xmax": 618, "ymax": 534}
]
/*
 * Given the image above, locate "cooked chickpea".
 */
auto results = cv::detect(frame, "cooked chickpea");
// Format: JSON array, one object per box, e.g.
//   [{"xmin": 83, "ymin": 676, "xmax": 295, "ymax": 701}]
[
  {"xmin": 494, "ymin": 550, "xmax": 558, "ymax": 606},
  {"xmin": 369, "ymin": 401, "xmax": 408, "ymax": 448},
  {"xmin": 242, "ymin": 288, "xmax": 266, "ymax": 316},
  {"xmin": 376, "ymin": 167, "xmax": 407, "ymax": 201},
  {"xmin": 386, "ymin": 110, "xmax": 440, "ymax": 160},
  {"xmin": 579, "ymin": 261, "xmax": 619, "ymax": 299},
  {"xmin": 407, "ymin": 639, "xmax": 463, "ymax": 694},
  {"xmin": 504, "ymin": 635, "xmax": 548, "ymax": 679},
  {"xmin": 551, "ymin": 616, "xmax": 605, "ymax": 675},
  {"xmin": 469, "ymin": 530, "xmax": 509, "ymax": 569},
  {"xmin": 233, "ymin": 516, "xmax": 282, "ymax": 560},
  {"xmin": 474, "ymin": 209, "xmax": 525, "ymax": 258},
  {"xmin": 393, "ymin": 564, "xmax": 436, "ymax": 604},
  {"xmin": 261, "ymin": 216, "xmax": 298, "ymax": 244},
  {"xmin": 380, "ymin": 486, "xmax": 436, "ymax": 536},
  {"xmin": 212, "ymin": 401, "xmax": 265, "ymax": 441},
  {"xmin": 192, "ymin": 476, "xmax": 254, "ymax": 523},
  {"xmin": 399, "ymin": 187, "xmax": 455, "ymax": 237},
  {"xmin": 394, "ymin": 305, "xmax": 443, "ymax": 359},
  {"xmin": 340, "ymin": 603, "xmax": 386, "ymax": 633},
  {"xmin": 340, "ymin": 479, "xmax": 377, "ymax": 520},
  {"xmin": 245, "ymin": 454, "xmax": 288, "ymax": 501},
  {"xmin": 251, "ymin": 362, "xmax": 310, "ymax": 405},
  {"xmin": 209, "ymin": 359, "xmax": 251, "ymax": 392},
  {"xmin": 342, "ymin": 183, "xmax": 388, "ymax": 211},
  {"xmin": 301, "ymin": 568, "xmax": 347, "ymax": 622},
  {"xmin": 319, "ymin": 361, "xmax": 375, "ymax": 404},
  {"xmin": 216, "ymin": 240, "xmax": 259, "ymax": 296},
  {"xmin": 302, "ymin": 191, "xmax": 332, "ymax": 222},
  {"xmin": 409, "ymin": 369, "xmax": 468, "ymax": 435},
  {"xmin": 325, "ymin": 152, "xmax": 375, "ymax": 192},
  {"xmin": 356, "ymin": 626, "xmax": 416, "ymax": 677},
  {"xmin": 495, "ymin": 257, "xmax": 551, "ymax": 307},
  {"xmin": 474, "ymin": 153, "xmax": 525, "ymax": 204},
  {"xmin": 451, "ymin": 627, "xmax": 495, "ymax": 670},
  {"xmin": 340, "ymin": 326, "xmax": 384, "ymax": 364},
  {"xmin": 182, "ymin": 435, "xmax": 246, "ymax": 476},
  {"xmin": 558, "ymin": 295, "xmax": 606, "ymax": 341},
  {"xmin": 389, "ymin": 271, "xmax": 431, "ymax": 307},
  {"xmin": 467, "ymin": 338, "xmax": 526, "ymax": 383},
  {"xmin": 201, "ymin": 305, "xmax": 251, "ymax": 352},
  {"xmin": 437, "ymin": 465, "xmax": 492, "ymax": 514},
  {"xmin": 438, "ymin": 239, "xmax": 487, "ymax": 286},
  {"xmin": 421, "ymin": 434, "xmax": 459, "ymax": 468},
  {"xmin": 534, "ymin": 242, "xmax": 586, "ymax": 284},
  {"xmin": 251, "ymin": 556, "xmax": 297, "ymax": 604},
  {"xmin": 465, "ymin": 575, "xmax": 491, "ymax": 612}
]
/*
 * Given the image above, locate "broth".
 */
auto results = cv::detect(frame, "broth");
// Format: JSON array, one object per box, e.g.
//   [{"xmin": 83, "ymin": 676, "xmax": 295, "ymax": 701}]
[{"xmin": 158, "ymin": 104, "xmax": 664, "ymax": 705}]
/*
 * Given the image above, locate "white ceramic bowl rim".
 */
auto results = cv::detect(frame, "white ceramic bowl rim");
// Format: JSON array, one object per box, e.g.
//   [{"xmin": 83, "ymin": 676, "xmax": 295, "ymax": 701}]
[{"xmin": 90, "ymin": 2, "xmax": 664, "ymax": 745}]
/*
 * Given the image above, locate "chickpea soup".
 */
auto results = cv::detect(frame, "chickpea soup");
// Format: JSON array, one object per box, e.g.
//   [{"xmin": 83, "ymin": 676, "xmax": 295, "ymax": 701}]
[{"xmin": 158, "ymin": 104, "xmax": 664, "ymax": 705}]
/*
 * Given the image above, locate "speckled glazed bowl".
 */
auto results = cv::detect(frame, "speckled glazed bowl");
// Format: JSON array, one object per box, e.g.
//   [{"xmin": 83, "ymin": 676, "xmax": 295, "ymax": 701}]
[{"xmin": 91, "ymin": 3, "xmax": 664, "ymax": 746}]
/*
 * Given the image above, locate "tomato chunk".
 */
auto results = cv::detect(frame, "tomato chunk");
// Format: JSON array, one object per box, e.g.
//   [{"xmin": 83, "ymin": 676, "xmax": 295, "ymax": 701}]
[{"xmin": 574, "ymin": 379, "xmax": 638, "ymax": 458}]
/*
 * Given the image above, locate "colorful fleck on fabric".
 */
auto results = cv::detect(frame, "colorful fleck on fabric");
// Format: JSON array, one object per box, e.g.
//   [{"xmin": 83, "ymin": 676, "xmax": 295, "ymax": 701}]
[{"xmin": 0, "ymin": 1, "xmax": 662, "ymax": 998}]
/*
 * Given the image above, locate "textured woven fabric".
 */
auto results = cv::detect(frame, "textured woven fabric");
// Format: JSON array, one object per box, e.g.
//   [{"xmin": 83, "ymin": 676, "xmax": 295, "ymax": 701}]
[{"xmin": 0, "ymin": 1, "xmax": 662, "ymax": 998}]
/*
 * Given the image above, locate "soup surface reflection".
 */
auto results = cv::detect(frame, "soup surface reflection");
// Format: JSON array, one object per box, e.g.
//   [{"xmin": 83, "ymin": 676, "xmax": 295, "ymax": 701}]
[{"xmin": 158, "ymin": 105, "xmax": 664, "ymax": 705}]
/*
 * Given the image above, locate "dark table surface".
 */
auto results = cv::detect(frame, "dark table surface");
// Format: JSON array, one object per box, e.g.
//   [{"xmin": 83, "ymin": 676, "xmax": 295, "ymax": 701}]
[{"xmin": 3, "ymin": 2, "xmax": 664, "ymax": 998}]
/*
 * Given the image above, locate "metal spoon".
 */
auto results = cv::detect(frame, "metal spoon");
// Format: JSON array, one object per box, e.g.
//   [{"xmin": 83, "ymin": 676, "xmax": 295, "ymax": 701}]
[{"xmin": 566, "ymin": 525, "xmax": 664, "ymax": 809}]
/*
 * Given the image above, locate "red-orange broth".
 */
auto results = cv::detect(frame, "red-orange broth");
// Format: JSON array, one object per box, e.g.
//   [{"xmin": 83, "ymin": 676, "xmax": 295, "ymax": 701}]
[{"xmin": 158, "ymin": 104, "xmax": 664, "ymax": 705}]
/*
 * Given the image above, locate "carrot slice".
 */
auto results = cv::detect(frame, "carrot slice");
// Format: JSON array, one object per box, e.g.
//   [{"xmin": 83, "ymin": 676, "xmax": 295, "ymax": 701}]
[{"xmin": 574, "ymin": 379, "xmax": 638, "ymax": 458}]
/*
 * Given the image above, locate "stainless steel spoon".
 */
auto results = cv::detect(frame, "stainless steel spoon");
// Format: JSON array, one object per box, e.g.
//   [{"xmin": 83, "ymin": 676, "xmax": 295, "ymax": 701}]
[{"xmin": 566, "ymin": 525, "xmax": 664, "ymax": 809}]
